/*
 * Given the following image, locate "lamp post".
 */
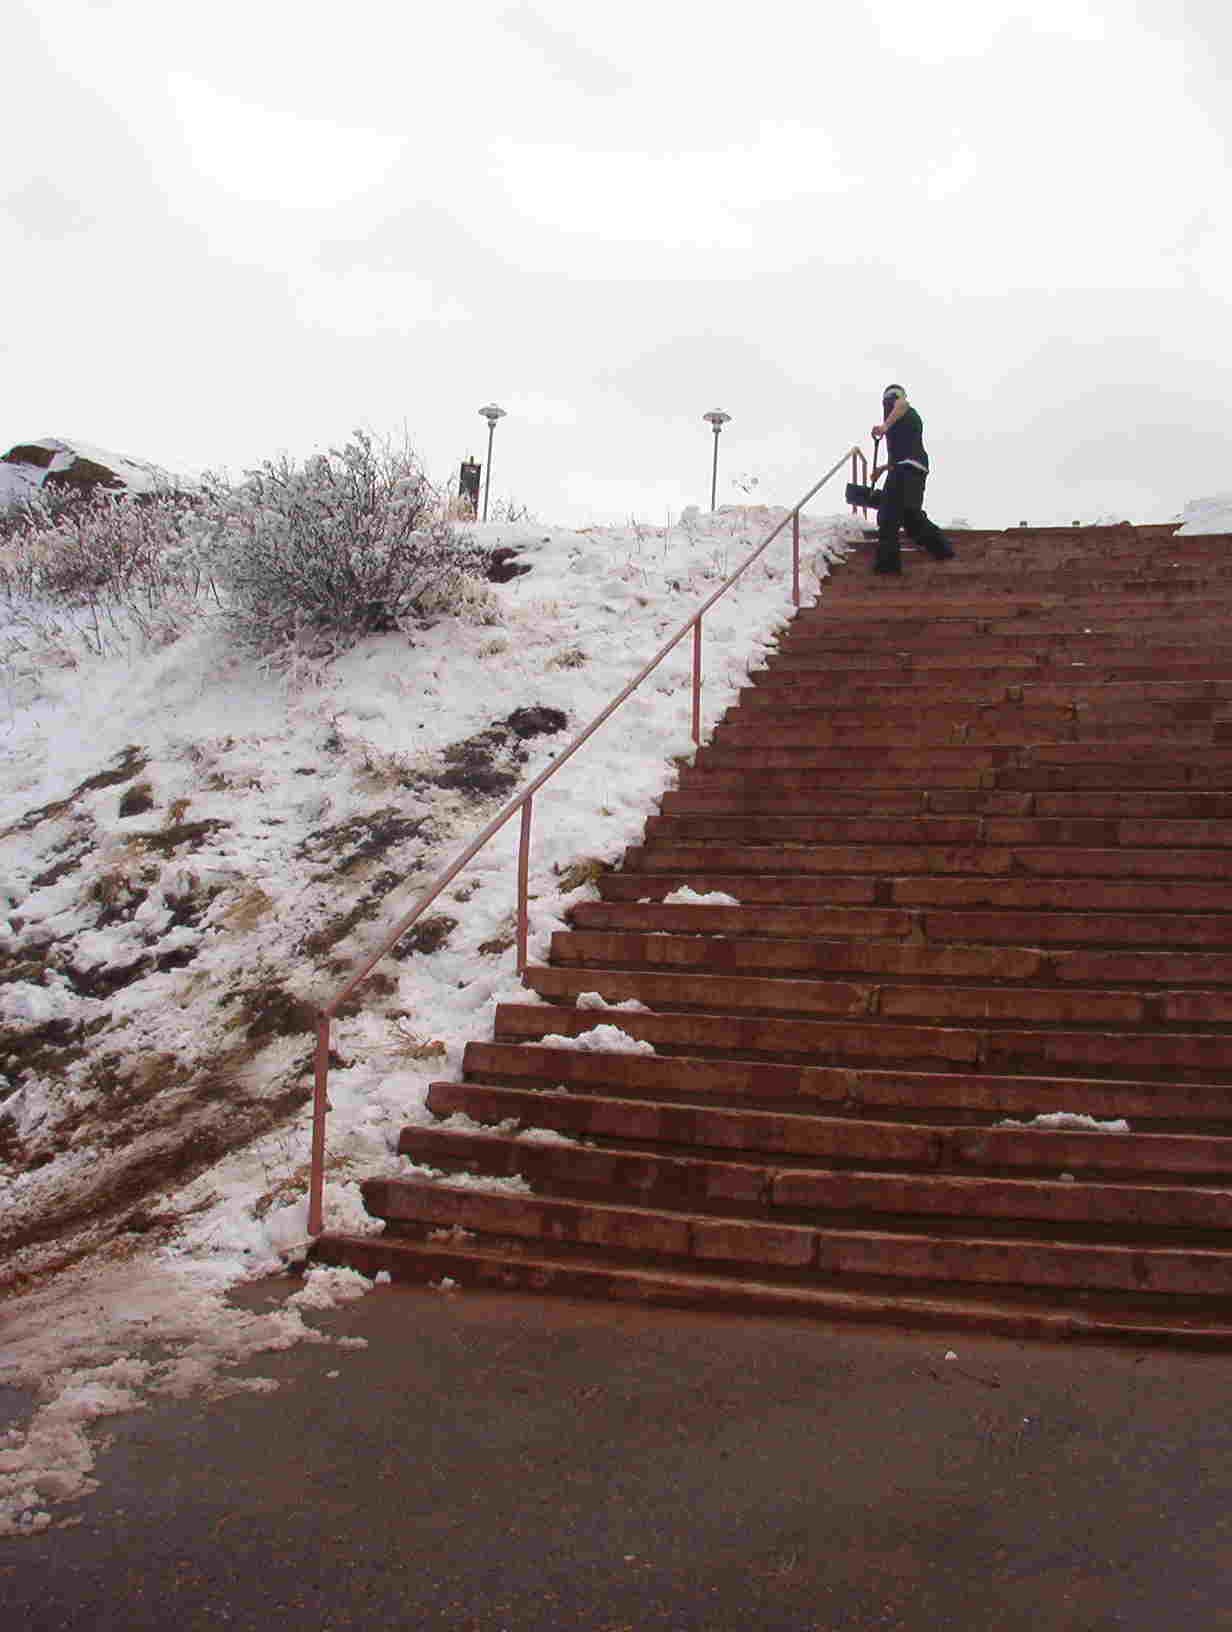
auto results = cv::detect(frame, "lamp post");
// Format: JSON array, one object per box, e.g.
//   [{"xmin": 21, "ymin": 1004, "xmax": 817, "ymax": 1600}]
[
  {"xmin": 478, "ymin": 403, "xmax": 506, "ymax": 522},
  {"xmin": 703, "ymin": 410, "xmax": 731, "ymax": 510}
]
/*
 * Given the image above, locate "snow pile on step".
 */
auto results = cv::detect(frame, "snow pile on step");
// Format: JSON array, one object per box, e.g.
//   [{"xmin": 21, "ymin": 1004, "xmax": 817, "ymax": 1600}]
[
  {"xmin": 662, "ymin": 886, "xmax": 742, "ymax": 905},
  {"xmin": 996, "ymin": 1112, "xmax": 1131, "ymax": 1134},
  {"xmin": 536, "ymin": 1024, "xmax": 657, "ymax": 1055}
]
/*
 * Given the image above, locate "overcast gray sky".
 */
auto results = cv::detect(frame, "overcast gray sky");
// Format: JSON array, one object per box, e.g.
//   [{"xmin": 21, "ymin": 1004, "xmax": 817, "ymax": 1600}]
[{"xmin": 4, "ymin": 0, "xmax": 1230, "ymax": 527}]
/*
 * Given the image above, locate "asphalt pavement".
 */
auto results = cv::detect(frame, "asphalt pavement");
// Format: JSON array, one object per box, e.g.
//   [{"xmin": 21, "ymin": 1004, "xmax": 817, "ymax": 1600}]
[{"xmin": 3, "ymin": 1281, "xmax": 1231, "ymax": 1631}]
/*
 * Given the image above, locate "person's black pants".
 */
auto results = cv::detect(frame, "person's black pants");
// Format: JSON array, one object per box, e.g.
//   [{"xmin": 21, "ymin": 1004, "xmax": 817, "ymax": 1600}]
[{"xmin": 876, "ymin": 466, "xmax": 952, "ymax": 568}]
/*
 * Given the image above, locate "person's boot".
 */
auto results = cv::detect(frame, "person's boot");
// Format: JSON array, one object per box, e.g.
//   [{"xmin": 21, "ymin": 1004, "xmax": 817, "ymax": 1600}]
[{"xmin": 873, "ymin": 546, "xmax": 902, "ymax": 574}]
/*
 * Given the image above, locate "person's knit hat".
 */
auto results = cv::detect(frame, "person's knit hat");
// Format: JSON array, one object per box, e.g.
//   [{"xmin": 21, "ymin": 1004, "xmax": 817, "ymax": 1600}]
[{"xmin": 882, "ymin": 384, "xmax": 906, "ymax": 403}]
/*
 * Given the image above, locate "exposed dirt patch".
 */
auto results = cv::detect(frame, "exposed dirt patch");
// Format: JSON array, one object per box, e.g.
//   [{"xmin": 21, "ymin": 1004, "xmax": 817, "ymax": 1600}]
[
  {"xmin": 301, "ymin": 868, "xmax": 403, "ymax": 958},
  {"xmin": 298, "ymin": 811, "xmax": 426, "ymax": 875},
  {"xmin": 331, "ymin": 968, "xmax": 399, "ymax": 1017},
  {"xmin": 435, "ymin": 727, "xmax": 521, "ymax": 801},
  {"xmin": 230, "ymin": 982, "xmax": 319, "ymax": 1047},
  {"xmin": 506, "ymin": 705, "xmax": 567, "ymax": 739},
  {"xmin": 0, "ymin": 1014, "xmax": 102, "ymax": 1089},
  {"xmin": 398, "ymin": 1036, "xmax": 447, "ymax": 1062},
  {"xmin": 546, "ymin": 645, "xmax": 587, "ymax": 670},
  {"xmin": 161, "ymin": 876, "xmax": 224, "ymax": 934},
  {"xmin": 118, "ymin": 780, "xmax": 156, "ymax": 818},
  {"xmin": 556, "ymin": 856, "xmax": 612, "ymax": 892},
  {"xmin": 89, "ymin": 871, "xmax": 150, "ymax": 929},
  {"xmin": 0, "ymin": 1112, "xmax": 20, "ymax": 1166},
  {"xmin": 29, "ymin": 835, "xmax": 94, "ymax": 891},
  {"xmin": 218, "ymin": 887, "xmax": 275, "ymax": 932},
  {"xmin": 429, "ymin": 706, "xmax": 568, "ymax": 804},
  {"xmin": 0, "ymin": 951, "xmax": 55, "ymax": 986},
  {"xmin": 67, "ymin": 956, "xmax": 154, "ymax": 1001},
  {"xmin": 486, "ymin": 547, "xmax": 532, "ymax": 583},
  {"xmin": 395, "ymin": 913, "xmax": 458, "ymax": 958},
  {"xmin": 126, "ymin": 820, "xmax": 230, "ymax": 858},
  {"xmin": 0, "ymin": 745, "xmax": 147, "ymax": 838},
  {"xmin": 0, "ymin": 1066, "xmax": 313, "ymax": 1288}
]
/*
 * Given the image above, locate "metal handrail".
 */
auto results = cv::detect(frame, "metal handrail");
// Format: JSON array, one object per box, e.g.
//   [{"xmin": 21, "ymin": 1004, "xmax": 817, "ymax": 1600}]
[{"xmin": 306, "ymin": 441, "xmax": 868, "ymax": 1234}]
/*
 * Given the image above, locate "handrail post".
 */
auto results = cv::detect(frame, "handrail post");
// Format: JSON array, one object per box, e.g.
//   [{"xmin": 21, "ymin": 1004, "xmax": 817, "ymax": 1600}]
[
  {"xmin": 691, "ymin": 618, "xmax": 703, "ymax": 744},
  {"xmin": 516, "ymin": 796, "xmax": 533, "ymax": 975},
  {"xmin": 792, "ymin": 510, "xmax": 800, "ymax": 607},
  {"xmin": 307, "ymin": 1011, "xmax": 332, "ymax": 1236}
]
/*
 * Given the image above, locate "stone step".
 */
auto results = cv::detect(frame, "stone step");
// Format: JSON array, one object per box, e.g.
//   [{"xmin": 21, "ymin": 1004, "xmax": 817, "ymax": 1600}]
[
  {"xmin": 681, "ymin": 759, "xmax": 996, "ymax": 787},
  {"xmin": 314, "ymin": 1233, "xmax": 1232, "ymax": 1348},
  {"xmin": 648, "ymin": 814, "xmax": 987, "ymax": 844},
  {"xmin": 622, "ymin": 842, "xmax": 1232, "ymax": 882},
  {"xmin": 522, "ymin": 962, "xmax": 1228, "ymax": 1028},
  {"xmin": 790, "ymin": 596, "xmax": 1221, "ymax": 622},
  {"xmin": 570, "ymin": 900, "xmax": 916, "ymax": 938},
  {"xmin": 693, "ymin": 744, "xmax": 1232, "ymax": 779},
  {"xmin": 878, "ymin": 877, "xmax": 1232, "ymax": 913},
  {"xmin": 394, "ymin": 1129, "xmax": 1232, "ymax": 1240},
  {"xmin": 644, "ymin": 814, "xmax": 1232, "ymax": 849},
  {"xmin": 659, "ymin": 787, "xmax": 1232, "ymax": 819},
  {"xmin": 737, "ymin": 685, "xmax": 1232, "ymax": 724},
  {"xmin": 919, "ymin": 910, "xmax": 1232, "ymax": 951},
  {"xmin": 596, "ymin": 871, "xmax": 1232, "ymax": 913},
  {"xmin": 549, "ymin": 931, "xmax": 1232, "ymax": 988},
  {"xmin": 905, "ymin": 582, "xmax": 1226, "ymax": 601},
  {"xmin": 776, "ymin": 630, "xmax": 1232, "ymax": 660},
  {"xmin": 758, "ymin": 653, "xmax": 1232, "ymax": 678},
  {"xmin": 461, "ymin": 1041, "xmax": 1232, "ymax": 1123},
  {"xmin": 358, "ymin": 1175, "xmax": 1232, "ymax": 1290},
  {"xmin": 736, "ymin": 679, "xmax": 1232, "ymax": 708},
  {"xmin": 493, "ymin": 1002, "xmax": 1232, "ymax": 1082},
  {"xmin": 569, "ymin": 900, "xmax": 1232, "ymax": 949},
  {"xmin": 424, "ymin": 1082, "xmax": 1232, "ymax": 1180},
  {"xmin": 686, "ymin": 755, "xmax": 1232, "ymax": 791},
  {"xmin": 719, "ymin": 704, "xmax": 1230, "ymax": 737},
  {"xmin": 797, "ymin": 586, "xmax": 1217, "ymax": 606},
  {"xmin": 428, "ymin": 1081, "xmax": 947, "ymax": 1163},
  {"xmin": 712, "ymin": 717, "xmax": 1224, "ymax": 749}
]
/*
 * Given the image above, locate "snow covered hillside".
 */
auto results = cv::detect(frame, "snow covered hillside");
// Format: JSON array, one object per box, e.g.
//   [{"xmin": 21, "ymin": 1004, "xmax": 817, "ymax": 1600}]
[{"xmin": 0, "ymin": 502, "xmax": 854, "ymax": 1535}]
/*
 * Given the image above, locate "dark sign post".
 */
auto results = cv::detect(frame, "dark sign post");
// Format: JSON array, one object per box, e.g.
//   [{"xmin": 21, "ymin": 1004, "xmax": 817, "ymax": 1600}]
[{"xmin": 459, "ymin": 458, "xmax": 481, "ymax": 515}]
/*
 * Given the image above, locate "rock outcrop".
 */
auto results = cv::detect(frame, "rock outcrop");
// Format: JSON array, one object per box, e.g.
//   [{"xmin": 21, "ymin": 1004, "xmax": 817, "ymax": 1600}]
[{"xmin": 0, "ymin": 438, "xmax": 180, "ymax": 508}]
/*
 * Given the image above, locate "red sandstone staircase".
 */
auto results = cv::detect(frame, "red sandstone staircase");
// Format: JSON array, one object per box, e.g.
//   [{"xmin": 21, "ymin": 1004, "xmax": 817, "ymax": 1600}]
[{"xmin": 318, "ymin": 523, "xmax": 1232, "ymax": 1345}]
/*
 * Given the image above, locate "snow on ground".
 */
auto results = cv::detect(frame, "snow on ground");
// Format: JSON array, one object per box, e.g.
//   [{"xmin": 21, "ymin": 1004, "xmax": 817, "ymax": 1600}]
[
  {"xmin": 1176, "ymin": 494, "xmax": 1232, "ymax": 534},
  {"xmin": 0, "ymin": 501, "xmax": 856, "ymax": 1535}
]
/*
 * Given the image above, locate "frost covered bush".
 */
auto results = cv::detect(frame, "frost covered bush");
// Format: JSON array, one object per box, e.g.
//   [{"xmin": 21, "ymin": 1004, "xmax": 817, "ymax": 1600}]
[
  {"xmin": 0, "ymin": 482, "xmax": 92, "ymax": 545},
  {"xmin": 211, "ymin": 431, "xmax": 492, "ymax": 652},
  {"xmin": 0, "ymin": 490, "xmax": 217, "ymax": 655}
]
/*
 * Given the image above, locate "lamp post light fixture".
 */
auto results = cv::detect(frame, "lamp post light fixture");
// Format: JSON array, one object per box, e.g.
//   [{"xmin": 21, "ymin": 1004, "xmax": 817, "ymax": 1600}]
[
  {"xmin": 478, "ymin": 403, "xmax": 506, "ymax": 522},
  {"xmin": 703, "ymin": 410, "xmax": 731, "ymax": 511}
]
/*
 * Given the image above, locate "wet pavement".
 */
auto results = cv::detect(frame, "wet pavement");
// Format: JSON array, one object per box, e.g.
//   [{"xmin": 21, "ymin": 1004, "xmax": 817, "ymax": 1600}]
[{"xmin": 3, "ymin": 1283, "xmax": 1231, "ymax": 1630}]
